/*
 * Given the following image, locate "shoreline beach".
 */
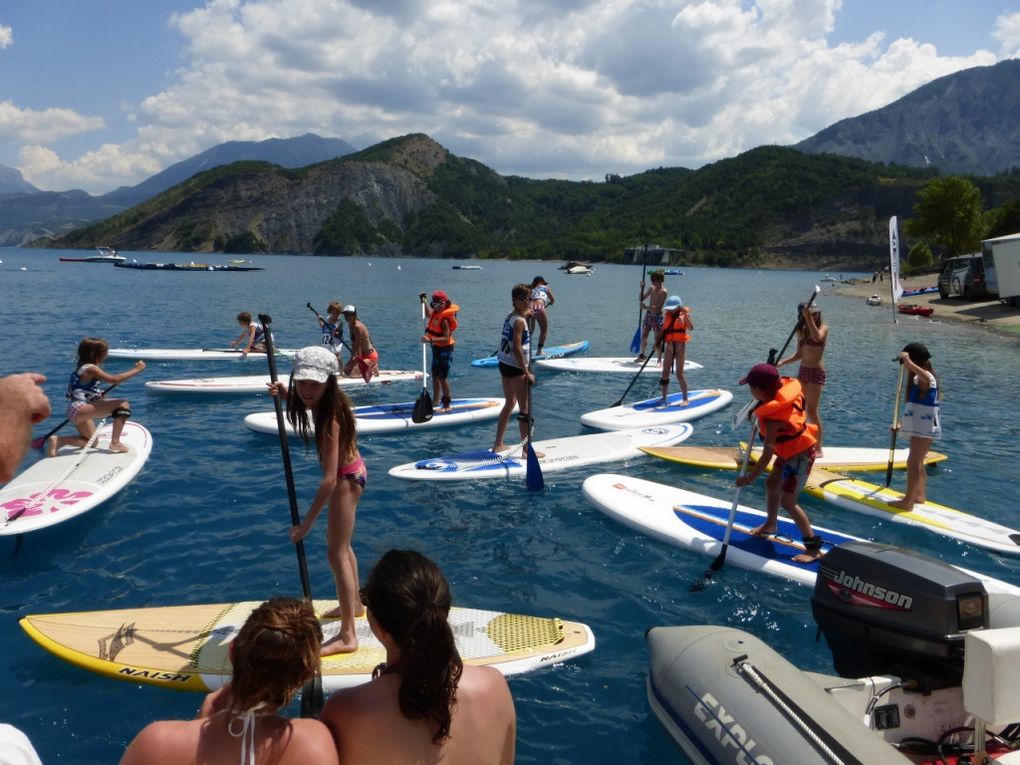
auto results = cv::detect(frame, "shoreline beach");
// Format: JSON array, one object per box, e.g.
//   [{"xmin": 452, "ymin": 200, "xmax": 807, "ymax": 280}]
[{"xmin": 832, "ymin": 274, "xmax": 1020, "ymax": 338}]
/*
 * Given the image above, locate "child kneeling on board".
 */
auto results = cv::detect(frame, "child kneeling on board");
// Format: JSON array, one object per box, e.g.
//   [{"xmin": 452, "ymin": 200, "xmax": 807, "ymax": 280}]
[{"xmin": 735, "ymin": 363, "xmax": 823, "ymax": 564}]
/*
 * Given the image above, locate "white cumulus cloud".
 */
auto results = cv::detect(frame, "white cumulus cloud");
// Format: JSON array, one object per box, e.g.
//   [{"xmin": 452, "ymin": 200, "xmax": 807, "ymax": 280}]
[
  {"xmin": 994, "ymin": 12, "xmax": 1020, "ymax": 57},
  {"xmin": 0, "ymin": 24, "xmax": 12, "ymax": 48},
  {"xmin": 0, "ymin": 100, "xmax": 105, "ymax": 145}
]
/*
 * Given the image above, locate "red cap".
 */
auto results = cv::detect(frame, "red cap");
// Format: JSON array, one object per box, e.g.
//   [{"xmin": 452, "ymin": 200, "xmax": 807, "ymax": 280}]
[
  {"xmin": 431, "ymin": 290, "xmax": 449, "ymax": 303},
  {"xmin": 739, "ymin": 363, "xmax": 780, "ymax": 390}
]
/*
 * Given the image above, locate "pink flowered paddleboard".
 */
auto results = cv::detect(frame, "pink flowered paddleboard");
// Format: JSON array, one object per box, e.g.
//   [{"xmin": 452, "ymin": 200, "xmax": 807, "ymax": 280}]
[{"xmin": 1, "ymin": 421, "xmax": 152, "ymax": 536}]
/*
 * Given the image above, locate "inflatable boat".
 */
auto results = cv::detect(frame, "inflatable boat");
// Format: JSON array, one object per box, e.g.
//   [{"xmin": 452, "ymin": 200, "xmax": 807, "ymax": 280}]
[{"xmin": 647, "ymin": 541, "xmax": 1020, "ymax": 764}]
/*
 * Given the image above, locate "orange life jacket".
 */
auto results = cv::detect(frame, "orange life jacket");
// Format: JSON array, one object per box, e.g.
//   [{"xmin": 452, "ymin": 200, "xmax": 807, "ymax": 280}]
[
  {"xmin": 426, "ymin": 304, "xmax": 459, "ymax": 346},
  {"xmin": 754, "ymin": 377, "xmax": 818, "ymax": 460},
  {"xmin": 662, "ymin": 310, "xmax": 690, "ymax": 343}
]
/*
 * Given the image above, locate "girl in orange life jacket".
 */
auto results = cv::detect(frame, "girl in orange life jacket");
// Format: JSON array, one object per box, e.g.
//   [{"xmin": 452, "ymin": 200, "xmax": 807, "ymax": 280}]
[
  {"xmin": 657, "ymin": 296, "xmax": 693, "ymax": 406},
  {"xmin": 420, "ymin": 290, "xmax": 458, "ymax": 412},
  {"xmin": 735, "ymin": 363, "xmax": 824, "ymax": 564}
]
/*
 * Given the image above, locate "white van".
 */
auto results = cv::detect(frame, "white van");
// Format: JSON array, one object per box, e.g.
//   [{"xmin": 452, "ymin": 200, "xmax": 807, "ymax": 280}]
[{"xmin": 981, "ymin": 233, "xmax": 1020, "ymax": 307}]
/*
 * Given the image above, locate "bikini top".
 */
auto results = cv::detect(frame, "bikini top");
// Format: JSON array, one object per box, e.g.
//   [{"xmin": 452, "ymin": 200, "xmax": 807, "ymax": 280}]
[
  {"xmin": 801, "ymin": 335, "xmax": 826, "ymax": 348},
  {"xmin": 214, "ymin": 703, "xmax": 269, "ymax": 765}
]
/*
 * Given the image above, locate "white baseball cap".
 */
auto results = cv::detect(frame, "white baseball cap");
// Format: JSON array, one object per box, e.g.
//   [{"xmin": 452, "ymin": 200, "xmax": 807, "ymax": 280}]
[{"xmin": 291, "ymin": 346, "xmax": 339, "ymax": 383}]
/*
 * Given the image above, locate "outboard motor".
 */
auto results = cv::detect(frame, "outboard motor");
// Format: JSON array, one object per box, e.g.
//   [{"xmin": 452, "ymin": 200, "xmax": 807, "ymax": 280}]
[{"xmin": 812, "ymin": 541, "xmax": 987, "ymax": 689}]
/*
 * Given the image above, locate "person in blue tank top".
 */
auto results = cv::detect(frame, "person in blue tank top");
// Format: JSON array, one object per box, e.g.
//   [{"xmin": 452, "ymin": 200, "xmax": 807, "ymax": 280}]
[
  {"xmin": 316, "ymin": 301, "xmax": 346, "ymax": 362},
  {"xmin": 46, "ymin": 337, "xmax": 145, "ymax": 457},
  {"xmin": 889, "ymin": 343, "xmax": 941, "ymax": 510},
  {"xmin": 493, "ymin": 284, "xmax": 539, "ymax": 457}
]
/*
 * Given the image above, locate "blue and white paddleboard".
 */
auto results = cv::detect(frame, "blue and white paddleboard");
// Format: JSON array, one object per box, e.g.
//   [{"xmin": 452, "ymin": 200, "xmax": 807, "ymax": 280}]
[
  {"xmin": 470, "ymin": 340, "xmax": 590, "ymax": 368},
  {"xmin": 535, "ymin": 357, "xmax": 703, "ymax": 374},
  {"xmin": 580, "ymin": 389, "xmax": 733, "ymax": 431},
  {"xmin": 388, "ymin": 424, "xmax": 693, "ymax": 482},
  {"xmin": 581, "ymin": 473, "xmax": 1020, "ymax": 595},
  {"xmin": 245, "ymin": 397, "xmax": 509, "ymax": 436}
]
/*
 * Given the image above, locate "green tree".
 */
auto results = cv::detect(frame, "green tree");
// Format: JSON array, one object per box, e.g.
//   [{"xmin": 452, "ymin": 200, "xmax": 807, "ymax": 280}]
[
  {"xmin": 904, "ymin": 176, "xmax": 985, "ymax": 257},
  {"xmin": 907, "ymin": 241, "xmax": 933, "ymax": 270},
  {"xmin": 985, "ymin": 195, "xmax": 1020, "ymax": 239}
]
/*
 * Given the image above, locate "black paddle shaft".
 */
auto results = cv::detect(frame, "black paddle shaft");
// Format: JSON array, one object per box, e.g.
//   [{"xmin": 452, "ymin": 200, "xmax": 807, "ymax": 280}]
[{"xmin": 258, "ymin": 314, "xmax": 314, "ymax": 600}]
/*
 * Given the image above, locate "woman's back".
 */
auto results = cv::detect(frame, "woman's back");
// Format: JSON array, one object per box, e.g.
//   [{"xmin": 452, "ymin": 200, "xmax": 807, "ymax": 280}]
[
  {"xmin": 121, "ymin": 714, "xmax": 337, "ymax": 765},
  {"xmin": 324, "ymin": 665, "xmax": 514, "ymax": 765}
]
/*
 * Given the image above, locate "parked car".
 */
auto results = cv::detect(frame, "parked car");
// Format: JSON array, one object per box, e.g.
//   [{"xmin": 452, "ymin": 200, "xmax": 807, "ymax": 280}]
[{"xmin": 937, "ymin": 254, "xmax": 989, "ymax": 299}]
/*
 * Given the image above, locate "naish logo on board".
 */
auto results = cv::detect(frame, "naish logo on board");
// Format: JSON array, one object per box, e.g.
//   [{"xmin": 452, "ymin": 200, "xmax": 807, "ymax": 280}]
[
  {"xmin": 826, "ymin": 569, "xmax": 914, "ymax": 610},
  {"xmin": 693, "ymin": 691, "xmax": 775, "ymax": 764},
  {"xmin": 117, "ymin": 667, "xmax": 193, "ymax": 683}
]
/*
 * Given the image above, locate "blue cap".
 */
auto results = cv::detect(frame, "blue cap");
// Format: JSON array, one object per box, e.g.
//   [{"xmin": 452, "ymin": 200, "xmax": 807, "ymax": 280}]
[{"xmin": 663, "ymin": 295, "xmax": 682, "ymax": 311}]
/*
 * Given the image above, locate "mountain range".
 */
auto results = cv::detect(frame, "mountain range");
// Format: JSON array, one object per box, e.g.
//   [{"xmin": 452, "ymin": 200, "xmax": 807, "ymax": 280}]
[{"xmin": 10, "ymin": 59, "xmax": 1020, "ymax": 262}]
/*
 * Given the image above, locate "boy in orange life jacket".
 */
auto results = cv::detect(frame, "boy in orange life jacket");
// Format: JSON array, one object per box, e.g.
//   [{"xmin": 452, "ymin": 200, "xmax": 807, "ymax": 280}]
[
  {"xmin": 420, "ymin": 290, "xmax": 458, "ymax": 412},
  {"xmin": 735, "ymin": 363, "xmax": 824, "ymax": 564}
]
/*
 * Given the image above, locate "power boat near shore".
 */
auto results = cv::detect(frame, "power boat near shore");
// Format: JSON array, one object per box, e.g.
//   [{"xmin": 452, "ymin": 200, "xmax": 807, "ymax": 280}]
[
  {"xmin": 560, "ymin": 260, "xmax": 595, "ymax": 275},
  {"xmin": 58, "ymin": 246, "xmax": 126, "ymax": 264},
  {"xmin": 866, "ymin": 294, "xmax": 883, "ymax": 306},
  {"xmin": 647, "ymin": 541, "xmax": 1020, "ymax": 764}
]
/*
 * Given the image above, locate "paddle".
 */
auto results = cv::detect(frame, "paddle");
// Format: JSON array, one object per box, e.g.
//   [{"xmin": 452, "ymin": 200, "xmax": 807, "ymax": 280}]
[
  {"xmin": 885, "ymin": 362, "xmax": 906, "ymax": 487},
  {"xmin": 525, "ymin": 331, "xmax": 544, "ymax": 490},
  {"xmin": 305, "ymin": 302, "xmax": 353, "ymax": 354},
  {"xmin": 611, "ymin": 335, "xmax": 661, "ymax": 408},
  {"xmin": 258, "ymin": 313, "xmax": 322, "ymax": 718},
  {"xmin": 693, "ymin": 416, "xmax": 759, "ymax": 589},
  {"xmin": 630, "ymin": 244, "xmax": 648, "ymax": 354},
  {"xmin": 29, "ymin": 384, "xmax": 118, "ymax": 450},
  {"xmin": 411, "ymin": 301, "xmax": 434, "ymax": 423}
]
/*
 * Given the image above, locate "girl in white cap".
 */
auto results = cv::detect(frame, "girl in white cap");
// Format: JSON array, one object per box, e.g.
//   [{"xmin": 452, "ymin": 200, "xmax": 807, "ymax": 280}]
[
  {"xmin": 657, "ymin": 295, "xmax": 693, "ymax": 406},
  {"xmin": 269, "ymin": 346, "xmax": 366, "ymax": 655}
]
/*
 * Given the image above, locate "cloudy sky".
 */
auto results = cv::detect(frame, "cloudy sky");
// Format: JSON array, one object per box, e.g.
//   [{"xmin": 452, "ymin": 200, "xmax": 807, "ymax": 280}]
[{"xmin": 2, "ymin": 0, "xmax": 1019, "ymax": 194}]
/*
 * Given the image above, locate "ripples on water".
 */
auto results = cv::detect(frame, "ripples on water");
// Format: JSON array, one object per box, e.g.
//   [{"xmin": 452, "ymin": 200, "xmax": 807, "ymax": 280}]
[{"xmin": 2, "ymin": 249, "xmax": 1019, "ymax": 763}]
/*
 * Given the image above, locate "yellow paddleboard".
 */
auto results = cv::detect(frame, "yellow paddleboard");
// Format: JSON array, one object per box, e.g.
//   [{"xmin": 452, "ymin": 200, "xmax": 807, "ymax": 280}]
[
  {"xmin": 20, "ymin": 600, "xmax": 595, "ymax": 693},
  {"xmin": 640, "ymin": 444, "xmax": 947, "ymax": 472}
]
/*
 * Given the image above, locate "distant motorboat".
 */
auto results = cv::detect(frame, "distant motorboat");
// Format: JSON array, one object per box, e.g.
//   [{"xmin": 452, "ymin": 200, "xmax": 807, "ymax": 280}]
[
  {"xmin": 566, "ymin": 265, "xmax": 594, "ymax": 276},
  {"xmin": 59, "ymin": 246, "xmax": 126, "ymax": 264},
  {"xmin": 821, "ymin": 272, "xmax": 840, "ymax": 282},
  {"xmin": 452, "ymin": 265, "xmax": 483, "ymax": 270},
  {"xmin": 662, "ymin": 269, "xmax": 683, "ymax": 276},
  {"xmin": 227, "ymin": 258, "xmax": 252, "ymax": 266},
  {"xmin": 865, "ymin": 294, "xmax": 882, "ymax": 306}
]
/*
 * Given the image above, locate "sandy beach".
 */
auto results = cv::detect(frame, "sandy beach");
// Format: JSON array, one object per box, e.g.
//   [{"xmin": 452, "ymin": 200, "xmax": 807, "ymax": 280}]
[{"xmin": 832, "ymin": 274, "xmax": 1020, "ymax": 338}]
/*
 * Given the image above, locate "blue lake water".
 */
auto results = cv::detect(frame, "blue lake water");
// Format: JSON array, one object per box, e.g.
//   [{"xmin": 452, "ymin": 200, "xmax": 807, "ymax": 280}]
[{"xmin": 2, "ymin": 247, "xmax": 1019, "ymax": 763}]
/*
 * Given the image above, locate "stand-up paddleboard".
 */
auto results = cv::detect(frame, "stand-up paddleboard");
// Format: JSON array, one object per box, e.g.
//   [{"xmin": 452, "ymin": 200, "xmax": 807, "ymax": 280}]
[
  {"xmin": 245, "ymin": 397, "xmax": 510, "ymax": 436},
  {"xmin": 108, "ymin": 347, "xmax": 298, "ymax": 361},
  {"xmin": 805, "ymin": 468, "xmax": 1020, "ymax": 556},
  {"xmin": 1, "ymin": 422, "xmax": 152, "ymax": 536},
  {"xmin": 470, "ymin": 340, "xmax": 590, "ymax": 368},
  {"xmin": 536, "ymin": 357, "xmax": 703, "ymax": 374},
  {"xmin": 389, "ymin": 424, "xmax": 693, "ymax": 482},
  {"xmin": 146, "ymin": 370, "xmax": 423, "ymax": 395},
  {"xmin": 640, "ymin": 444, "xmax": 948, "ymax": 472},
  {"xmin": 580, "ymin": 389, "xmax": 733, "ymax": 431},
  {"xmin": 20, "ymin": 600, "xmax": 595, "ymax": 693},
  {"xmin": 581, "ymin": 473, "xmax": 1020, "ymax": 595}
]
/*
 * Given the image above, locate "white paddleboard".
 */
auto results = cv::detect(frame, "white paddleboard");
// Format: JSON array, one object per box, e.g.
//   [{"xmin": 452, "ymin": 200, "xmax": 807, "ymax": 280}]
[
  {"xmin": 109, "ymin": 347, "xmax": 298, "ymax": 361},
  {"xmin": 20, "ymin": 600, "xmax": 595, "ymax": 693},
  {"xmin": 581, "ymin": 473, "xmax": 1020, "ymax": 596},
  {"xmin": 536, "ymin": 357, "xmax": 703, "ymax": 374},
  {"xmin": 245, "ymin": 397, "xmax": 510, "ymax": 436},
  {"xmin": 146, "ymin": 370, "xmax": 423, "ymax": 395},
  {"xmin": 805, "ymin": 469, "xmax": 1020, "ymax": 557},
  {"xmin": 471, "ymin": 340, "xmax": 590, "ymax": 368},
  {"xmin": 388, "ymin": 424, "xmax": 693, "ymax": 482},
  {"xmin": 1, "ymin": 421, "xmax": 152, "ymax": 536},
  {"xmin": 580, "ymin": 389, "xmax": 733, "ymax": 431}
]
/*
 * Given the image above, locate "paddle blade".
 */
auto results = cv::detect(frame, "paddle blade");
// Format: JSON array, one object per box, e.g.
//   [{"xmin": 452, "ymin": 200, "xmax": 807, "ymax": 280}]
[
  {"xmin": 629, "ymin": 326, "xmax": 641, "ymax": 354},
  {"xmin": 526, "ymin": 441, "xmax": 544, "ymax": 491},
  {"xmin": 411, "ymin": 389, "xmax": 434, "ymax": 423}
]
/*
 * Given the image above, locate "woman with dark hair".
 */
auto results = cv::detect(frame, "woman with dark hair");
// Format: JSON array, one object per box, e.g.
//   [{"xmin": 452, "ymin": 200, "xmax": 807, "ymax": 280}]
[
  {"xmin": 889, "ymin": 343, "xmax": 941, "ymax": 509},
  {"xmin": 321, "ymin": 550, "xmax": 516, "ymax": 765},
  {"xmin": 120, "ymin": 598, "xmax": 337, "ymax": 765},
  {"xmin": 776, "ymin": 303, "xmax": 828, "ymax": 456}
]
